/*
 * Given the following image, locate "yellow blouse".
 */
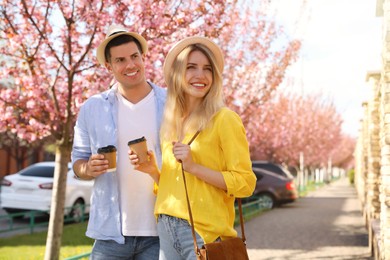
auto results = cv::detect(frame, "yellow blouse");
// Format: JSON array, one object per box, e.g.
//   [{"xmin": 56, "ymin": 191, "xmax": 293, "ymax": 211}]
[{"xmin": 154, "ymin": 107, "xmax": 256, "ymax": 243}]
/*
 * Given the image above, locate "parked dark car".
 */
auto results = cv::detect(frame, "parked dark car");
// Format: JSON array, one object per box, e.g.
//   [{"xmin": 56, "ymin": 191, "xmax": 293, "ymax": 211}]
[
  {"xmin": 245, "ymin": 167, "xmax": 298, "ymax": 209},
  {"xmin": 251, "ymin": 160, "xmax": 293, "ymax": 178}
]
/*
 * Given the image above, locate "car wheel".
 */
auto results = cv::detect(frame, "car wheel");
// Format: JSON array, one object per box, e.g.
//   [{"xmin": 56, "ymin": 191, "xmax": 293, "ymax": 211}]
[
  {"xmin": 69, "ymin": 199, "xmax": 85, "ymax": 223},
  {"xmin": 257, "ymin": 194, "xmax": 274, "ymax": 209}
]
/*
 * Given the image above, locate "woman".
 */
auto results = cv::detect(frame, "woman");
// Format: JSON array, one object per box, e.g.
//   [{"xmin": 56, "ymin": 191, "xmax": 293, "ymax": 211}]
[{"xmin": 130, "ymin": 36, "xmax": 256, "ymax": 260}]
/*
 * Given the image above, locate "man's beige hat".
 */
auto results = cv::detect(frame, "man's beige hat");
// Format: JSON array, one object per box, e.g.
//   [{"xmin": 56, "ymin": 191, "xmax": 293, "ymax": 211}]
[
  {"xmin": 163, "ymin": 36, "xmax": 224, "ymax": 84},
  {"xmin": 96, "ymin": 24, "xmax": 148, "ymax": 66}
]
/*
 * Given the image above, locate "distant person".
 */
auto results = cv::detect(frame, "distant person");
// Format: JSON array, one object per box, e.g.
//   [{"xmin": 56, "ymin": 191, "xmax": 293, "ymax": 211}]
[
  {"xmin": 71, "ymin": 24, "xmax": 166, "ymax": 259},
  {"xmin": 130, "ymin": 36, "xmax": 256, "ymax": 259}
]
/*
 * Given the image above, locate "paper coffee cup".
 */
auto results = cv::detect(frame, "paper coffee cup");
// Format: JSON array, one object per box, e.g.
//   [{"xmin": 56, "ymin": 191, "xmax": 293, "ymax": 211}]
[
  {"xmin": 97, "ymin": 145, "xmax": 117, "ymax": 172},
  {"xmin": 128, "ymin": 136, "xmax": 148, "ymax": 164}
]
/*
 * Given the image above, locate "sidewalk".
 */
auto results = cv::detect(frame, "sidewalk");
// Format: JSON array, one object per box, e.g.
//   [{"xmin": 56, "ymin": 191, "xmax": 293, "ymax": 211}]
[{"xmin": 244, "ymin": 177, "xmax": 372, "ymax": 260}]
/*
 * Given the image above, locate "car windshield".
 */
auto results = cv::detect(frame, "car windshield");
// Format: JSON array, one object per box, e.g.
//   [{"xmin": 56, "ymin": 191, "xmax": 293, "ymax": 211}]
[
  {"xmin": 252, "ymin": 162, "xmax": 294, "ymax": 178},
  {"xmin": 19, "ymin": 165, "xmax": 54, "ymax": 178},
  {"xmin": 259, "ymin": 164, "xmax": 281, "ymax": 173}
]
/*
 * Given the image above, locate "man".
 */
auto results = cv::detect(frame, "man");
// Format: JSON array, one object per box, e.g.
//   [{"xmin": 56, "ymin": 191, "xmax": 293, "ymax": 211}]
[{"xmin": 71, "ymin": 24, "xmax": 166, "ymax": 259}]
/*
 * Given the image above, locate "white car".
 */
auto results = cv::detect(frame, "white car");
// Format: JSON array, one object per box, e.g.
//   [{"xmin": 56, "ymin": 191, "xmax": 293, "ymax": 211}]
[{"xmin": 0, "ymin": 161, "xmax": 93, "ymax": 222}]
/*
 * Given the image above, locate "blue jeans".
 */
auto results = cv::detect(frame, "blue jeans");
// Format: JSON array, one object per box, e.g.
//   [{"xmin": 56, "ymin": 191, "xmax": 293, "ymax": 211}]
[
  {"xmin": 90, "ymin": 236, "xmax": 159, "ymax": 260},
  {"xmin": 157, "ymin": 214, "xmax": 205, "ymax": 260}
]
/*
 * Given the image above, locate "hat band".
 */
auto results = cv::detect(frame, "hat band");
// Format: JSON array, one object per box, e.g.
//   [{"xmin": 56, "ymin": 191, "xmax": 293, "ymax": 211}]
[{"xmin": 108, "ymin": 31, "xmax": 126, "ymax": 37}]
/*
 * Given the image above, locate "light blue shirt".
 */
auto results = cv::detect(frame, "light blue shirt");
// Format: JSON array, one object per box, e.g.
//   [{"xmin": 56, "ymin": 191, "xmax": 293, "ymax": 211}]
[{"xmin": 71, "ymin": 82, "xmax": 166, "ymax": 244}]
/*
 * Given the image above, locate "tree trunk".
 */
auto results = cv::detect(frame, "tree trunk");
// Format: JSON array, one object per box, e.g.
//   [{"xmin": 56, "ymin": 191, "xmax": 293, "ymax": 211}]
[{"xmin": 44, "ymin": 142, "xmax": 71, "ymax": 260}]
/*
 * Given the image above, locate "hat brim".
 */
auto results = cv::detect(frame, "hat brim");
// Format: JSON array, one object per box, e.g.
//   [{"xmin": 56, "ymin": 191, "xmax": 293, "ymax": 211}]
[
  {"xmin": 163, "ymin": 36, "xmax": 224, "ymax": 85},
  {"xmin": 96, "ymin": 31, "xmax": 148, "ymax": 66}
]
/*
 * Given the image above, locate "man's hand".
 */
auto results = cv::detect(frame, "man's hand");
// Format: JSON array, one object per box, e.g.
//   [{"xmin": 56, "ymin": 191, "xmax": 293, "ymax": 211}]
[{"xmin": 73, "ymin": 154, "xmax": 109, "ymax": 180}]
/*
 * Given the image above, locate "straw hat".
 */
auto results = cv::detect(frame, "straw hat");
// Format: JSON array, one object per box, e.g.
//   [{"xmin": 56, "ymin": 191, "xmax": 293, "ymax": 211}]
[
  {"xmin": 163, "ymin": 36, "xmax": 224, "ymax": 84},
  {"xmin": 96, "ymin": 24, "xmax": 148, "ymax": 66}
]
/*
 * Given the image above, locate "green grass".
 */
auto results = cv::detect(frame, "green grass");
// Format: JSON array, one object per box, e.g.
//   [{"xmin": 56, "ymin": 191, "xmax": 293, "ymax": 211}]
[{"xmin": 0, "ymin": 222, "xmax": 93, "ymax": 260}]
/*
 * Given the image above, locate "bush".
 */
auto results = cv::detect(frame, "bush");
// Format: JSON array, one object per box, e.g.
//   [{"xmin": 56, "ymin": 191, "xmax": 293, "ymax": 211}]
[{"xmin": 348, "ymin": 169, "xmax": 355, "ymax": 184}]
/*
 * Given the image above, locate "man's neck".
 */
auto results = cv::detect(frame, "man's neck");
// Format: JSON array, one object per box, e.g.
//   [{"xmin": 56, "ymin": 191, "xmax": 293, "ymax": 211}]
[{"xmin": 118, "ymin": 81, "xmax": 152, "ymax": 104}]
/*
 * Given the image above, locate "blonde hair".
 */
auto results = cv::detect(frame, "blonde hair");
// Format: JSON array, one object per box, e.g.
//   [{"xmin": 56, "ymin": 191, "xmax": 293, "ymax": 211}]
[{"xmin": 160, "ymin": 44, "xmax": 225, "ymax": 141}]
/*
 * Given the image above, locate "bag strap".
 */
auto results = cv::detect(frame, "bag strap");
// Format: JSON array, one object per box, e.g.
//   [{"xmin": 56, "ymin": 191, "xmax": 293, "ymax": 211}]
[
  {"xmin": 181, "ymin": 131, "xmax": 201, "ymax": 256},
  {"xmin": 181, "ymin": 131, "xmax": 247, "ymax": 258}
]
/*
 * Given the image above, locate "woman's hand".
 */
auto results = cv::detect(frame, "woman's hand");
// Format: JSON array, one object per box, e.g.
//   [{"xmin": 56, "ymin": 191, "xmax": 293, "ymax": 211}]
[
  {"xmin": 172, "ymin": 142, "xmax": 195, "ymax": 172},
  {"xmin": 128, "ymin": 149, "xmax": 160, "ymax": 183},
  {"xmin": 172, "ymin": 141, "xmax": 227, "ymax": 191}
]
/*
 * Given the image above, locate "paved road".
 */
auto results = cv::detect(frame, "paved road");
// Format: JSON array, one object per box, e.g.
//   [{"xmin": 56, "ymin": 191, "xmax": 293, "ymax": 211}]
[{"xmin": 245, "ymin": 177, "xmax": 372, "ymax": 260}]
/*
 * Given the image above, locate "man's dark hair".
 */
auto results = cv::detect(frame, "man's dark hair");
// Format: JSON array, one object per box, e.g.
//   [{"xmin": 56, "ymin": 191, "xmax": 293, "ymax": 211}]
[{"xmin": 104, "ymin": 34, "xmax": 143, "ymax": 63}]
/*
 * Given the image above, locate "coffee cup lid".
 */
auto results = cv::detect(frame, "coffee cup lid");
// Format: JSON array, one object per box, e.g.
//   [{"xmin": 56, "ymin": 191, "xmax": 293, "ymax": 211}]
[
  {"xmin": 128, "ymin": 136, "xmax": 146, "ymax": 146},
  {"xmin": 97, "ymin": 145, "xmax": 117, "ymax": 153}
]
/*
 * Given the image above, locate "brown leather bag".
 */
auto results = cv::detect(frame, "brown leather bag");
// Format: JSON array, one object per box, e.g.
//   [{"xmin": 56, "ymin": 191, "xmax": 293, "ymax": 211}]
[
  {"xmin": 199, "ymin": 236, "xmax": 249, "ymax": 260},
  {"xmin": 182, "ymin": 131, "xmax": 249, "ymax": 260}
]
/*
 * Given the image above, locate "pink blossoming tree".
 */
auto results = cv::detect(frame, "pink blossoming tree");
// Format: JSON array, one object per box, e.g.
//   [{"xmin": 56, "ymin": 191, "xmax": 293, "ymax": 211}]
[
  {"xmin": 250, "ymin": 91, "xmax": 355, "ymax": 169},
  {"xmin": 0, "ymin": 0, "xmax": 305, "ymax": 258}
]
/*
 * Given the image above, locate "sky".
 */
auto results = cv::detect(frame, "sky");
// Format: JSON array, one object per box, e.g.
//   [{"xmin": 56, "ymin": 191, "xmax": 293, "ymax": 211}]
[{"xmin": 274, "ymin": 0, "xmax": 382, "ymax": 138}]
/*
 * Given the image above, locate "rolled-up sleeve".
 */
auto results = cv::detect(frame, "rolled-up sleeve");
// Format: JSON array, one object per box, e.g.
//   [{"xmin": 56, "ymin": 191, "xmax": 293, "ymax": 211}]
[
  {"xmin": 218, "ymin": 111, "xmax": 256, "ymax": 198},
  {"xmin": 72, "ymin": 104, "xmax": 92, "ymax": 164}
]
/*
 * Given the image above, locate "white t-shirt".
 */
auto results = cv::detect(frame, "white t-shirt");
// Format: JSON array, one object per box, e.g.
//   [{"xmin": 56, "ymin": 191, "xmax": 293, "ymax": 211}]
[{"xmin": 116, "ymin": 90, "xmax": 158, "ymax": 236}]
